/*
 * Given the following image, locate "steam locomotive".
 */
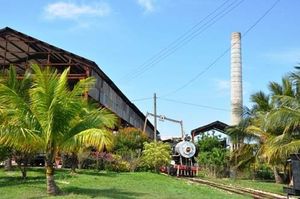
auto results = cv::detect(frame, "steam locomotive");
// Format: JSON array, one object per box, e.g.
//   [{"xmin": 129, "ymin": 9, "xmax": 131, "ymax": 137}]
[{"xmin": 162, "ymin": 135, "xmax": 198, "ymax": 177}]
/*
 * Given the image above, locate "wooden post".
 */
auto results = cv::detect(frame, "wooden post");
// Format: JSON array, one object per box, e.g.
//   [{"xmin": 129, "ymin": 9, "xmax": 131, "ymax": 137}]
[
  {"xmin": 3, "ymin": 37, "xmax": 7, "ymax": 73},
  {"xmin": 192, "ymin": 132, "xmax": 195, "ymax": 142},
  {"xmin": 25, "ymin": 40, "xmax": 30, "ymax": 69},
  {"xmin": 154, "ymin": 93, "xmax": 157, "ymax": 141},
  {"xmin": 68, "ymin": 58, "xmax": 72, "ymax": 69},
  {"xmin": 47, "ymin": 51, "xmax": 51, "ymax": 65},
  {"xmin": 143, "ymin": 112, "xmax": 149, "ymax": 136},
  {"xmin": 84, "ymin": 66, "xmax": 90, "ymax": 100}
]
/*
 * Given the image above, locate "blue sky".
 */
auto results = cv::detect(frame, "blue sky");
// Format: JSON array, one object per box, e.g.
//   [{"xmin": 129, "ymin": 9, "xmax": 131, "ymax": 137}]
[{"xmin": 1, "ymin": 0, "xmax": 300, "ymax": 138}]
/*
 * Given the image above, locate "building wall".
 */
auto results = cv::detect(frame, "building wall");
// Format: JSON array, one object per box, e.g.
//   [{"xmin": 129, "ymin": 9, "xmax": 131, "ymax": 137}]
[{"xmin": 89, "ymin": 70, "xmax": 153, "ymax": 136}]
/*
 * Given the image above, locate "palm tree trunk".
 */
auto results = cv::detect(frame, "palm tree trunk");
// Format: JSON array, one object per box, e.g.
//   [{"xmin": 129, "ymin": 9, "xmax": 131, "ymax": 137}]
[
  {"xmin": 70, "ymin": 152, "xmax": 78, "ymax": 173},
  {"xmin": 45, "ymin": 150, "xmax": 60, "ymax": 196},
  {"xmin": 14, "ymin": 152, "xmax": 29, "ymax": 179},
  {"xmin": 16, "ymin": 159, "xmax": 27, "ymax": 179},
  {"xmin": 46, "ymin": 161, "xmax": 60, "ymax": 195},
  {"xmin": 4, "ymin": 157, "xmax": 12, "ymax": 171},
  {"xmin": 273, "ymin": 166, "xmax": 283, "ymax": 184},
  {"xmin": 22, "ymin": 169, "xmax": 27, "ymax": 179}
]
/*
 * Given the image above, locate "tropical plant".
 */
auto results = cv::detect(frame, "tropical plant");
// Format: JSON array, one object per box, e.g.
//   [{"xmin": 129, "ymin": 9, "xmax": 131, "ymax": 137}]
[
  {"xmin": 114, "ymin": 127, "xmax": 148, "ymax": 156},
  {"xmin": 140, "ymin": 141, "xmax": 171, "ymax": 172},
  {"xmin": 197, "ymin": 135, "xmax": 229, "ymax": 177},
  {"xmin": 0, "ymin": 65, "xmax": 117, "ymax": 195},
  {"xmin": 228, "ymin": 74, "xmax": 300, "ymax": 183},
  {"xmin": 113, "ymin": 127, "xmax": 148, "ymax": 171}
]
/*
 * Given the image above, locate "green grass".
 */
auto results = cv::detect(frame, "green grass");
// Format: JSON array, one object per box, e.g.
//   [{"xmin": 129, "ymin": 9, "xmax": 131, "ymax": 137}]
[
  {"xmin": 199, "ymin": 176, "xmax": 285, "ymax": 195},
  {"xmin": 0, "ymin": 167, "xmax": 249, "ymax": 199}
]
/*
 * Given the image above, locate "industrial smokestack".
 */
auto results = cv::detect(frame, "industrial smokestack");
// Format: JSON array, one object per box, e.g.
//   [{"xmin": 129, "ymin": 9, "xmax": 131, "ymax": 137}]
[{"xmin": 230, "ymin": 32, "xmax": 242, "ymax": 126}]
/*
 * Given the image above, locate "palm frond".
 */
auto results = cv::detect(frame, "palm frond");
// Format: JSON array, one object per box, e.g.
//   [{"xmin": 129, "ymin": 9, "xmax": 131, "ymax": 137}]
[
  {"xmin": 266, "ymin": 107, "xmax": 300, "ymax": 135},
  {"xmin": 268, "ymin": 81, "xmax": 282, "ymax": 96},
  {"xmin": 73, "ymin": 128, "xmax": 114, "ymax": 151},
  {"xmin": 250, "ymin": 91, "xmax": 271, "ymax": 112}
]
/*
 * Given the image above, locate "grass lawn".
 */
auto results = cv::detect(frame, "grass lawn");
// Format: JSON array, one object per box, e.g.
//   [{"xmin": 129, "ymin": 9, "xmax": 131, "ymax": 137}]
[
  {"xmin": 199, "ymin": 176, "xmax": 285, "ymax": 195},
  {"xmin": 0, "ymin": 167, "xmax": 249, "ymax": 199}
]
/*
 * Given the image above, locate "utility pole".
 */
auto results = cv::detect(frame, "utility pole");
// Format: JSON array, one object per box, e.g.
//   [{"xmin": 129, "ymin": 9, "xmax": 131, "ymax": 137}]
[{"xmin": 154, "ymin": 93, "xmax": 157, "ymax": 142}]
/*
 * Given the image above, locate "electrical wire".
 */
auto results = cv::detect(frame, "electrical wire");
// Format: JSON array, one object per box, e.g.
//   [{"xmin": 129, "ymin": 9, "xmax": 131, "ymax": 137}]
[
  {"xmin": 130, "ymin": 0, "xmax": 280, "ymax": 104},
  {"xmin": 159, "ymin": 97, "xmax": 230, "ymax": 112},
  {"xmin": 119, "ymin": 0, "xmax": 245, "ymax": 84},
  {"xmin": 131, "ymin": 97, "xmax": 153, "ymax": 102},
  {"xmin": 161, "ymin": 0, "xmax": 280, "ymax": 98}
]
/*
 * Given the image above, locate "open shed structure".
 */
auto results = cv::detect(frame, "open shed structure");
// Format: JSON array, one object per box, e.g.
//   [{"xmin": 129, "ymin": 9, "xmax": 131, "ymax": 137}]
[
  {"xmin": 191, "ymin": 120, "xmax": 229, "ymax": 142},
  {"xmin": 0, "ymin": 27, "xmax": 156, "ymax": 137}
]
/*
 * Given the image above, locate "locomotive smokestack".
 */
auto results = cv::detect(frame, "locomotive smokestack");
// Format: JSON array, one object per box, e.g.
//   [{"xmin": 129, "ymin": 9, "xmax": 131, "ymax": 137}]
[{"xmin": 230, "ymin": 32, "xmax": 242, "ymax": 126}]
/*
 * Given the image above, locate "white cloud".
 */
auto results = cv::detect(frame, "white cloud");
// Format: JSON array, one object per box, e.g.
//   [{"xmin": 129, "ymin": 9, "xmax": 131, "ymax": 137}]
[
  {"xmin": 44, "ymin": 1, "xmax": 111, "ymax": 20},
  {"xmin": 137, "ymin": 0, "xmax": 155, "ymax": 13}
]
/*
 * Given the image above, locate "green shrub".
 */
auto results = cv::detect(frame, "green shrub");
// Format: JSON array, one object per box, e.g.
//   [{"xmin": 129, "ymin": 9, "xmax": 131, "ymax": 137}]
[
  {"xmin": 255, "ymin": 164, "xmax": 274, "ymax": 180},
  {"xmin": 112, "ymin": 127, "xmax": 149, "ymax": 172},
  {"xmin": 140, "ymin": 142, "xmax": 171, "ymax": 172},
  {"xmin": 104, "ymin": 154, "xmax": 130, "ymax": 172},
  {"xmin": 197, "ymin": 135, "xmax": 229, "ymax": 177}
]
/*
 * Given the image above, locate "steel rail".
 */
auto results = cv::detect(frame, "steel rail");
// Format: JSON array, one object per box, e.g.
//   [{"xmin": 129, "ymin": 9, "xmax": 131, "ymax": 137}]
[{"xmin": 185, "ymin": 177, "xmax": 286, "ymax": 199}]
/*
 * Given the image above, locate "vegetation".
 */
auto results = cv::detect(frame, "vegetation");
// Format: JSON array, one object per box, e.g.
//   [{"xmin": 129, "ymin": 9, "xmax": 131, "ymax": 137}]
[
  {"xmin": 113, "ymin": 127, "xmax": 149, "ymax": 171},
  {"xmin": 197, "ymin": 135, "xmax": 229, "ymax": 177},
  {"xmin": 226, "ymin": 69, "xmax": 300, "ymax": 183},
  {"xmin": 0, "ymin": 168, "xmax": 248, "ymax": 199},
  {"xmin": 0, "ymin": 146, "xmax": 11, "ymax": 163},
  {"xmin": 140, "ymin": 142, "xmax": 171, "ymax": 172},
  {"xmin": 1, "ymin": 50, "xmax": 298, "ymax": 197},
  {"xmin": 0, "ymin": 65, "xmax": 117, "ymax": 195}
]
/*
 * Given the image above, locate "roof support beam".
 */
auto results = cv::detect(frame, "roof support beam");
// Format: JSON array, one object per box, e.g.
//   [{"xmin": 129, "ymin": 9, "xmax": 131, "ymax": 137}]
[{"xmin": 0, "ymin": 42, "xmax": 23, "ymax": 60}]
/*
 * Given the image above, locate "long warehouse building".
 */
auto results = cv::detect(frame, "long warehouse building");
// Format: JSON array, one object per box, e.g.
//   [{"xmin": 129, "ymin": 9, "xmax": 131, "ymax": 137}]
[{"xmin": 0, "ymin": 27, "xmax": 156, "ymax": 138}]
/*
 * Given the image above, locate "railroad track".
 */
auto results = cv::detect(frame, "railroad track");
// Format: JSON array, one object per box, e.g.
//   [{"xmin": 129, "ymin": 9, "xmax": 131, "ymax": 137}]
[{"xmin": 185, "ymin": 177, "xmax": 287, "ymax": 199}]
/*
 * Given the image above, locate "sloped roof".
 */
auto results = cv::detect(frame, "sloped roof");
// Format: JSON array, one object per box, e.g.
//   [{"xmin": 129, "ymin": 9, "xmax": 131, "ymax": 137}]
[
  {"xmin": 191, "ymin": 120, "xmax": 229, "ymax": 136},
  {"xmin": 0, "ymin": 27, "xmax": 155, "ymax": 132}
]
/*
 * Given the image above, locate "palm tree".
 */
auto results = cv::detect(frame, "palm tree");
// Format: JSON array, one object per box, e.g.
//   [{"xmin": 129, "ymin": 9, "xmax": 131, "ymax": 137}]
[
  {"xmin": 0, "ymin": 65, "xmax": 117, "ymax": 195},
  {"xmin": 243, "ymin": 76, "xmax": 298, "ymax": 183},
  {"xmin": 0, "ymin": 66, "xmax": 33, "ymax": 175},
  {"xmin": 263, "ymin": 93, "xmax": 300, "ymax": 160},
  {"xmin": 226, "ymin": 107, "xmax": 258, "ymax": 179},
  {"xmin": 61, "ymin": 105, "xmax": 116, "ymax": 173}
]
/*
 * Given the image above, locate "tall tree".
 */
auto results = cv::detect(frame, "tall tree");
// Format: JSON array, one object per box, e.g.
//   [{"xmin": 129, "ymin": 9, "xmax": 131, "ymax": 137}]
[
  {"xmin": 0, "ymin": 65, "xmax": 117, "ymax": 195},
  {"xmin": 233, "ymin": 75, "xmax": 299, "ymax": 183}
]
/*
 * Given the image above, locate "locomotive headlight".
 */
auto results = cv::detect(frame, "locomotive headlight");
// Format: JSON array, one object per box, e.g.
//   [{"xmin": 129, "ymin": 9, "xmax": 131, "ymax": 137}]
[{"xmin": 185, "ymin": 147, "xmax": 191, "ymax": 153}]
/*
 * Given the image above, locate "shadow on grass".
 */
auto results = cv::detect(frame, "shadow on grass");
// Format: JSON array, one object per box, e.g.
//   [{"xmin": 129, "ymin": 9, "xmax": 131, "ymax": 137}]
[
  {"xmin": 77, "ymin": 170, "xmax": 118, "ymax": 178},
  {"xmin": 0, "ymin": 175, "xmax": 45, "ymax": 188},
  {"xmin": 63, "ymin": 187, "xmax": 145, "ymax": 199},
  {"xmin": 29, "ymin": 167, "xmax": 119, "ymax": 177}
]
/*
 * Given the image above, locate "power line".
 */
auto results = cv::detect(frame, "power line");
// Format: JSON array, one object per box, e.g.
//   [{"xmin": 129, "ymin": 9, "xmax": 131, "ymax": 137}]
[
  {"xmin": 124, "ymin": 0, "xmax": 244, "ymax": 83},
  {"xmin": 161, "ymin": 48, "xmax": 230, "ymax": 97},
  {"xmin": 159, "ymin": 97, "xmax": 230, "ymax": 112},
  {"xmin": 131, "ymin": 96, "xmax": 230, "ymax": 111},
  {"xmin": 119, "ymin": 0, "xmax": 245, "ymax": 84},
  {"xmin": 242, "ymin": 0, "xmax": 280, "ymax": 36},
  {"xmin": 131, "ymin": 97, "xmax": 153, "ymax": 102},
  {"xmin": 161, "ymin": 0, "xmax": 280, "ymax": 97},
  {"xmin": 130, "ymin": 0, "xmax": 280, "ymax": 104}
]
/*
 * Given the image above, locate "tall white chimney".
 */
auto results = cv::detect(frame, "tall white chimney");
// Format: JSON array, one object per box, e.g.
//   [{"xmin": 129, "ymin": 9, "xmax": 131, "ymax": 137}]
[{"xmin": 231, "ymin": 32, "xmax": 242, "ymax": 126}]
